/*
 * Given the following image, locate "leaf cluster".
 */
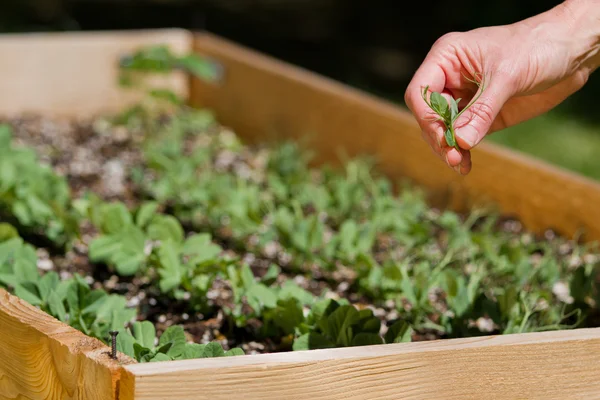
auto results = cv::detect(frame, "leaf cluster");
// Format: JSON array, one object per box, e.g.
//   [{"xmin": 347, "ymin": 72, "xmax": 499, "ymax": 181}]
[
  {"xmin": 421, "ymin": 72, "xmax": 487, "ymax": 150},
  {"xmin": 293, "ymin": 299, "xmax": 412, "ymax": 350},
  {"xmin": 116, "ymin": 321, "xmax": 243, "ymax": 363},
  {"xmin": 0, "ymin": 124, "xmax": 79, "ymax": 248}
]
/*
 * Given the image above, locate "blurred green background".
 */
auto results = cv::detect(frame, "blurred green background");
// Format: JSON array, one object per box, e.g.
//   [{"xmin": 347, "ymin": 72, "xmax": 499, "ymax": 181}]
[{"xmin": 2, "ymin": 0, "xmax": 599, "ymax": 180}]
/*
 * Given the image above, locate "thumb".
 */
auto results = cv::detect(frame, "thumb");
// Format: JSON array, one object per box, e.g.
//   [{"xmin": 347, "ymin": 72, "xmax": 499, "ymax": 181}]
[{"xmin": 454, "ymin": 76, "xmax": 512, "ymax": 150}]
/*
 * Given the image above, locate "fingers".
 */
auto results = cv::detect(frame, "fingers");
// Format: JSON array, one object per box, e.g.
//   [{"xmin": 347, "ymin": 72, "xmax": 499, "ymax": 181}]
[
  {"xmin": 404, "ymin": 58, "xmax": 448, "ymax": 156},
  {"xmin": 454, "ymin": 75, "xmax": 513, "ymax": 150}
]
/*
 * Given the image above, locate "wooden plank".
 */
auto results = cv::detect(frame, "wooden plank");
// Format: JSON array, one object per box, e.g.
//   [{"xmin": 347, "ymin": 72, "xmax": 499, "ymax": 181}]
[
  {"xmin": 0, "ymin": 29, "xmax": 192, "ymax": 119},
  {"xmin": 190, "ymin": 32, "xmax": 600, "ymax": 243},
  {"xmin": 120, "ymin": 327, "xmax": 600, "ymax": 400},
  {"xmin": 0, "ymin": 288, "xmax": 134, "ymax": 400}
]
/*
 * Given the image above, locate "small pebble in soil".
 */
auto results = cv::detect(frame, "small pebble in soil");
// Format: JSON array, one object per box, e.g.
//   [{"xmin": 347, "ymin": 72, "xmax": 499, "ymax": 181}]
[
  {"xmin": 59, "ymin": 271, "xmax": 72, "ymax": 280},
  {"xmin": 127, "ymin": 296, "xmax": 141, "ymax": 308},
  {"xmin": 584, "ymin": 254, "xmax": 599, "ymax": 264},
  {"xmin": 552, "ymin": 281, "xmax": 574, "ymax": 304},
  {"xmin": 102, "ymin": 159, "xmax": 126, "ymax": 197},
  {"xmin": 471, "ymin": 317, "xmax": 496, "ymax": 333},
  {"xmin": 37, "ymin": 258, "xmax": 54, "ymax": 271},
  {"xmin": 387, "ymin": 310, "xmax": 399, "ymax": 321},
  {"xmin": 148, "ymin": 298, "xmax": 157, "ymax": 306},
  {"xmin": 371, "ymin": 307, "xmax": 387, "ymax": 318},
  {"xmin": 336, "ymin": 281, "xmax": 350, "ymax": 293},
  {"xmin": 568, "ymin": 255, "xmax": 583, "ymax": 269}
]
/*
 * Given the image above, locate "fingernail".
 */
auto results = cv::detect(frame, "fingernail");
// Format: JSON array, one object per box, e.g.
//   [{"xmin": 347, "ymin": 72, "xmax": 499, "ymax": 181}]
[
  {"xmin": 457, "ymin": 126, "xmax": 478, "ymax": 148},
  {"xmin": 453, "ymin": 165, "xmax": 461, "ymax": 174}
]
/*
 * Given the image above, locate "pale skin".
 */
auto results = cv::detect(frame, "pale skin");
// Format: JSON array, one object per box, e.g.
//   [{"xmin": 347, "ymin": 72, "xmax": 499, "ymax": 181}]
[{"xmin": 404, "ymin": 0, "xmax": 600, "ymax": 175}]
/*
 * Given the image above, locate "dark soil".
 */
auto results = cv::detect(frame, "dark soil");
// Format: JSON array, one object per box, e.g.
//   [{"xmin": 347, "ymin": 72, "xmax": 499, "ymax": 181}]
[{"xmin": 3, "ymin": 114, "xmax": 408, "ymax": 353}]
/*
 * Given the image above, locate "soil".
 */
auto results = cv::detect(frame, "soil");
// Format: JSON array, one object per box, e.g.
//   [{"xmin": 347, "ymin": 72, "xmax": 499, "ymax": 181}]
[
  {"xmin": 4, "ymin": 113, "xmax": 598, "ymax": 355},
  {"xmin": 3, "ymin": 114, "xmax": 409, "ymax": 354}
]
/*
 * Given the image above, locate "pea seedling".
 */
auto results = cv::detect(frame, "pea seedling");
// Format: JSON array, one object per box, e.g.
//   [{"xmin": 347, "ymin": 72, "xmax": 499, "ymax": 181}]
[{"xmin": 421, "ymin": 72, "xmax": 487, "ymax": 151}]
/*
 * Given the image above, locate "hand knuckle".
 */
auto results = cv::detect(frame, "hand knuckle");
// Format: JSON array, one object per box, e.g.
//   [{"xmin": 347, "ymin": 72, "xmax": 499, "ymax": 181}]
[{"xmin": 433, "ymin": 32, "xmax": 461, "ymax": 48}]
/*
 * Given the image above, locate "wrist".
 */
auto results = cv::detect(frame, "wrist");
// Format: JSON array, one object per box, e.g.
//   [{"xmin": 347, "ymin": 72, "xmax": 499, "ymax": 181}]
[{"xmin": 554, "ymin": 0, "xmax": 600, "ymax": 72}]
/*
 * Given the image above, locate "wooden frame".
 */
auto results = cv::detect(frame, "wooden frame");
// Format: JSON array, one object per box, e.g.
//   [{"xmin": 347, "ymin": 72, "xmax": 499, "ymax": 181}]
[{"xmin": 1, "ymin": 29, "xmax": 600, "ymax": 400}]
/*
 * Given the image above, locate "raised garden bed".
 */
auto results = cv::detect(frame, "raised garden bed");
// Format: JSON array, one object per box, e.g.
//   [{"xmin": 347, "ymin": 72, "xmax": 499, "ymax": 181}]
[{"xmin": 1, "ymin": 29, "xmax": 600, "ymax": 400}]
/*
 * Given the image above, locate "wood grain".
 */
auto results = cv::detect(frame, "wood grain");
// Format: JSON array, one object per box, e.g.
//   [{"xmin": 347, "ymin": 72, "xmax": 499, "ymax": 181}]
[
  {"xmin": 191, "ymin": 32, "xmax": 600, "ymax": 243},
  {"xmin": 120, "ymin": 327, "xmax": 600, "ymax": 400},
  {"xmin": 0, "ymin": 288, "xmax": 134, "ymax": 400},
  {"xmin": 0, "ymin": 29, "xmax": 192, "ymax": 119}
]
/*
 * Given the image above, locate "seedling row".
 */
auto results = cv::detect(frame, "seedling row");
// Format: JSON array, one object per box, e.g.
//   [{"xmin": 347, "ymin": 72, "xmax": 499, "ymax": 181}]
[{"xmin": 0, "ymin": 44, "xmax": 599, "ymax": 364}]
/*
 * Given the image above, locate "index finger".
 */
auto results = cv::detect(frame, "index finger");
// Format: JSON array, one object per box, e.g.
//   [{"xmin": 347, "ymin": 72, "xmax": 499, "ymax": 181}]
[{"xmin": 404, "ymin": 58, "xmax": 447, "ymax": 138}]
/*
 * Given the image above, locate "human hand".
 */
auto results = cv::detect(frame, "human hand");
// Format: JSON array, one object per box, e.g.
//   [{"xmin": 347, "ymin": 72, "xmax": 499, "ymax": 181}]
[{"xmin": 404, "ymin": 0, "xmax": 600, "ymax": 175}]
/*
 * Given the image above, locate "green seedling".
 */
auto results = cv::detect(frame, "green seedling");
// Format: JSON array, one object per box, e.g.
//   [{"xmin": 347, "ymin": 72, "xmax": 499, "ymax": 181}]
[{"xmin": 421, "ymin": 72, "xmax": 488, "ymax": 150}]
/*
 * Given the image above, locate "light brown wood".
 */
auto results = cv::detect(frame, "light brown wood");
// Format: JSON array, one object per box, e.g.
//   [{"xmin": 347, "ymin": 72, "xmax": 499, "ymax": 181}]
[
  {"xmin": 120, "ymin": 327, "xmax": 600, "ymax": 400},
  {"xmin": 0, "ymin": 29, "xmax": 599, "ymax": 399},
  {"xmin": 0, "ymin": 288, "xmax": 134, "ymax": 400},
  {"xmin": 0, "ymin": 29, "xmax": 192, "ymax": 119},
  {"xmin": 191, "ymin": 32, "xmax": 600, "ymax": 243}
]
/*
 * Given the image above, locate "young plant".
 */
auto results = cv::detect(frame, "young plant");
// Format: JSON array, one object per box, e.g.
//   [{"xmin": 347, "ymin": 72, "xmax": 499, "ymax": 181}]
[
  {"xmin": 226, "ymin": 264, "xmax": 316, "ymax": 341},
  {"xmin": 421, "ymin": 71, "xmax": 488, "ymax": 150},
  {"xmin": 0, "ymin": 124, "xmax": 79, "ymax": 248},
  {"xmin": 293, "ymin": 299, "xmax": 413, "ymax": 350},
  {"xmin": 0, "ymin": 235, "xmax": 136, "ymax": 340},
  {"xmin": 116, "ymin": 321, "xmax": 244, "ymax": 362}
]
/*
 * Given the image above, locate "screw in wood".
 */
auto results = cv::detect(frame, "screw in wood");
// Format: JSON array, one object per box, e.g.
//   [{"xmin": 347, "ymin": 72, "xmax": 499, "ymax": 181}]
[{"xmin": 109, "ymin": 330, "xmax": 119, "ymax": 360}]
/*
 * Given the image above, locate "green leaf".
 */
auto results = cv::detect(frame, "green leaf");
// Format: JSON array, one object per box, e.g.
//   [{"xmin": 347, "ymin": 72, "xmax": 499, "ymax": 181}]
[
  {"xmin": 0, "ymin": 223, "xmax": 18, "ymax": 242},
  {"xmin": 182, "ymin": 233, "xmax": 222, "ymax": 265},
  {"xmin": 111, "ymin": 309, "xmax": 136, "ymax": 332},
  {"xmin": 113, "ymin": 252, "xmax": 146, "ymax": 276},
  {"xmin": 37, "ymin": 271, "xmax": 59, "ymax": 302},
  {"xmin": 148, "ymin": 89, "xmax": 183, "ymax": 105},
  {"xmin": 158, "ymin": 325, "xmax": 187, "ymax": 358},
  {"xmin": 201, "ymin": 341, "xmax": 226, "ymax": 357},
  {"xmin": 269, "ymin": 298, "xmax": 304, "ymax": 334},
  {"xmin": 149, "ymin": 353, "xmax": 172, "ymax": 362},
  {"xmin": 136, "ymin": 202, "xmax": 160, "ymax": 228},
  {"xmin": 47, "ymin": 291, "xmax": 68, "ymax": 322},
  {"xmin": 14, "ymin": 282, "xmax": 42, "ymax": 306},
  {"xmin": 116, "ymin": 330, "xmax": 137, "ymax": 359},
  {"xmin": 0, "ymin": 123, "xmax": 12, "ymax": 147},
  {"xmin": 292, "ymin": 332, "xmax": 335, "ymax": 351},
  {"xmin": 131, "ymin": 321, "xmax": 156, "ymax": 349},
  {"xmin": 246, "ymin": 283, "xmax": 278, "ymax": 311},
  {"xmin": 450, "ymin": 98, "xmax": 461, "ymax": 120},
  {"xmin": 351, "ymin": 333, "xmax": 383, "ymax": 346},
  {"xmin": 384, "ymin": 320, "xmax": 413, "ymax": 344},
  {"xmin": 224, "ymin": 348, "xmax": 245, "ymax": 357},
  {"xmin": 134, "ymin": 342, "xmax": 152, "ymax": 362},
  {"xmin": 157, "ymin": 240, "xmax": 183, "ymax": 293},
  {"xmin": 326, "ymin": 305, "xmax": 360, "ymax": 347},
  {"xmin": 260, "ymin": 264, "xmax": 280, "ymax": 286},
  {"xmin": 444, "ymin": 128, "xmax": 456, "ymax": 147},
  {"xmin": 182, "ymin": 343, "xmax": 205, "ymax": 359},
  {"xmin": 278, "ymin": 281, "xmax": 315, "ymax": 306},
  {"xmin": 176, "ymin": 54, "xmax": 220, "ymax": 81},
  {"xmin": 147, "ymin": 214, "xmax": 184, "ymax": 244},
  {"xmin": 88, "ymin": 235, "xmax": 122, "ymax": 262},
  {"xmin": 100, "ymin": 202, "xmax": 133, "ymax": 234},
  {"xmin": 430, "ymin": 92, "xmax": 448, "ymax": 116}
]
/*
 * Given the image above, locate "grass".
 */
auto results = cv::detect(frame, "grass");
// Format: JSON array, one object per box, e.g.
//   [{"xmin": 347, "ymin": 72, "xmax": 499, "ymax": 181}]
[{"xmin": 488, "ymin": 110, "xmax": 600, "ymax": 181}]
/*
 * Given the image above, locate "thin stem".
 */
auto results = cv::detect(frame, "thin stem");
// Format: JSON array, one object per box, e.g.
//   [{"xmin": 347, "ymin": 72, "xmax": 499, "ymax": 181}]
[{"xmin": 454, "ymin": 71, "xmax": 489, "ymax": 122}]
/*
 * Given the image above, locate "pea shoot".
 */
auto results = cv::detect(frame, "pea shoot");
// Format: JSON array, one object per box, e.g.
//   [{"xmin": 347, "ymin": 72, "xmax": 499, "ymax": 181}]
[{"xmin": 421, "ymin": 71, "xmax": 488, "ymax": 150}]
